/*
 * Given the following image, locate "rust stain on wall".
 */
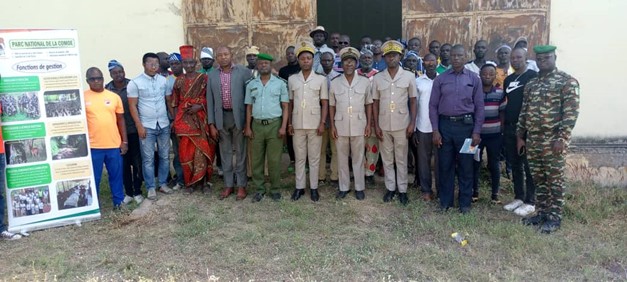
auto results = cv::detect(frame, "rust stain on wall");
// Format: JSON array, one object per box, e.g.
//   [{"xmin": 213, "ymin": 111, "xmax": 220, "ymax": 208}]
[
  {"xmin": 403, "ymin": 0, "xmax": 550, "ymax": 59},
  {"xmin": 183, "ymin": 0, "xmax": 316, "ymax": 68},
  {"xmin": 184, "ymin": 0, "xmax": 550, "ymax": 67}
]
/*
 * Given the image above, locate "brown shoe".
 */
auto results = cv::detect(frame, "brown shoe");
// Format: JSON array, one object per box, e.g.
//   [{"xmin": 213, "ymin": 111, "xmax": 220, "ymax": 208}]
[
  {"xmin": 236, "ymin": 187, "xmax": 247, "ymax": 201},
  {"xmin": 422, "ymin": 193, "xmax": 433, "ymax": 202},
  {"xmin": 219, "ymin": 187, "xmax": 234, "ymax": 200}
]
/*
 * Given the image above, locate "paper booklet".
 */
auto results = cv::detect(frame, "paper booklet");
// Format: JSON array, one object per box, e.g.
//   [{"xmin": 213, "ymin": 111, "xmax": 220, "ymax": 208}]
[{"xmin": 459, "ymin": 138, "xmax": 481, "ymax": 161}]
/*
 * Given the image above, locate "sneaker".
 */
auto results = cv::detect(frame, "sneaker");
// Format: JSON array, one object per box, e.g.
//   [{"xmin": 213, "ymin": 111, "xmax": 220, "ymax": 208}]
[
  {"xmin": 1, "ymin": 230, "xmax": 22, "ymax": 240},
  {"xmin": 147, "ymin": 188, "xmax": 157, "ymax": 200},
  {"xmin": 514, "ymin": 204, "xmax": 535, "ymax": 217},
  {"xmin": 133, "ymin": 195, "xmax": 144, "ymax": 204},
  {"xmin": 122, "ymin": 195, "xmax": 134, "ymax": 205},
  {"xmin": 159, "ymin": 184, "xmax": 174, "ymax": 194},
  {"xmin": 504, "ymin": 199, "xmax": 524, "ymax": 211},
  {"xmin": 318, "ymin": 179, "xmax": 326, "ymax": 187},
  {"xmin": 171, "ymin": 183, "xmax": 182, "ymax": 191},
  {"xmin": 217, "ymin": 167, "xmax": 224, "ymax": 177}
]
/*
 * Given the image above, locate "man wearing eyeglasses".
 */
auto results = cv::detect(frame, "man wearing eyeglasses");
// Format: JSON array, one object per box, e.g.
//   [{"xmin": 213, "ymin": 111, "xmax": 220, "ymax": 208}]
[
  {"xmin": 84, "ymin": 67, "xmax": 127, "ymax": 209},
  {"xmin": 128, "ymin": 53, "xmax": 174, "ymax": 201}
]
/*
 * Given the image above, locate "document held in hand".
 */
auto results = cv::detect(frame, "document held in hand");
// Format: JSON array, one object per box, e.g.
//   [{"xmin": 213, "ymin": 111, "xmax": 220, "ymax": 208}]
[{"xmin": 459, "ymin": 138, "xmax": 481, "ymax": 162}]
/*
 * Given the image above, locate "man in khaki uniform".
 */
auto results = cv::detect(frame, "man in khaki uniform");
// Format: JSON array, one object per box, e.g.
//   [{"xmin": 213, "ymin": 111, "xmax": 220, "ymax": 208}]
[
  {"xmin": 329, "ymin": 47, "xmax": 373, "ymax": 200},
  {"xmin": 373, "ymin": 40, "xmax": 418, "ymax": 205},
  {"xmin": 288, "ymin": 42, "xmax": 329, "ymax": 202}
]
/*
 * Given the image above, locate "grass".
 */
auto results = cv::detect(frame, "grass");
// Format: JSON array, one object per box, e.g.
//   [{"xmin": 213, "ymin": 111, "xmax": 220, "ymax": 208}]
[{"xmin": 0, "ymin": 162, "xmax": 625, "ymax": 281}]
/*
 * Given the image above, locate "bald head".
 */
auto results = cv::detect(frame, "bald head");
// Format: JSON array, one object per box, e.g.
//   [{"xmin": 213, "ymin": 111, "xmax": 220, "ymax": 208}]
[{"xmin": 510, "ymin": 47, "xmax": 528, "ymax": 71}]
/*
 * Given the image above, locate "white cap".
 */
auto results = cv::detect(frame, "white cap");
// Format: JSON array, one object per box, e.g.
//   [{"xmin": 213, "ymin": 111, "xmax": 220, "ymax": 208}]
[{"xmin": 200, "ymin": 47, "xmax": 213, "ymax": 59}]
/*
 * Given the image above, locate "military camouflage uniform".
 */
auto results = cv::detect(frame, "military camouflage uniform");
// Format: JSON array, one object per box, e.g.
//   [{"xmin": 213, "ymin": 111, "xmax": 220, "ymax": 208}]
[{"xmin": 516, "ymin": 68, "xmax": 579, "ymax": 221}]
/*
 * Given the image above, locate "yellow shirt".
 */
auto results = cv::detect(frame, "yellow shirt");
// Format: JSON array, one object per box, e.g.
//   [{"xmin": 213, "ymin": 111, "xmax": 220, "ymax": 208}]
[{"xmin": 84, "ymin": 89, "xmax": 124, "ymax": 148}]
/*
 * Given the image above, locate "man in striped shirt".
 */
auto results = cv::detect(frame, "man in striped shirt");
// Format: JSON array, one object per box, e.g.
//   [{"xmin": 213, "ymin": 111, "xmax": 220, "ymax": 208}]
[{"xmin": 472, "ymin": 63, "xmax": 507, "ymax": 204}]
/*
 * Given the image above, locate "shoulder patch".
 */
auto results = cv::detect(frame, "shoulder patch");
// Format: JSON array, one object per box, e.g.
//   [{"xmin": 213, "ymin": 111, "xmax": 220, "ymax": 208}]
[
  {"xmin": 245, "ymin": 77, "xmax": 255, "ymax": 85},
  {"xmin": 272, "ymin": 74, "xmax": 288, "ymax": 84},
  {"xmin": 330, "ymin": 75, "xmax": 341, "ymax": 81}
]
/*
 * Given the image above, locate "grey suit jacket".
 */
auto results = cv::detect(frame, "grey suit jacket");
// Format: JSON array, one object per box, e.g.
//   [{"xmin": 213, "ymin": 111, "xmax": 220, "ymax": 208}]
[{"xmin": 207, "ymin": 64, "xmax": 253, "ymax": 130}]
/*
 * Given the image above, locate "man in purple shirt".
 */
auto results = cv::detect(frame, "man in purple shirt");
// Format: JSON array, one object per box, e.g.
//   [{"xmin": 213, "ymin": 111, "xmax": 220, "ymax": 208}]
[{"xmin": 429, "ymin": 44, "xmax": 485, "ymax": 214}]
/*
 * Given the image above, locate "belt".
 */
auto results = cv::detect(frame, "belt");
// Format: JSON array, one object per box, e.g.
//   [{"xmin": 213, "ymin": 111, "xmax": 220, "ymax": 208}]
[
  {"xmin": 439, "ymin": 113, "xmax": 473, "ymax": 122},
  {"xmin": 253, "ymin": 117, "xmax": 281, "ymax": 125},
  {"xmin": 223, "ymin": 108, "xmax": 233, "ymax": 112}
]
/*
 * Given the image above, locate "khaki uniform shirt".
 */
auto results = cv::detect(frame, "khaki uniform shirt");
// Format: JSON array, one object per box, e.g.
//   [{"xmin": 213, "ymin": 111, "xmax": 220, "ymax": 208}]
[
  {"xmin": 329, "ymin": 74, "xmax": 373, "ymax": 137},
  {"xmin": 288, "ymin": 71, "xmax": 329, "ymax": 130},
  {"xmin": 372, "ymin": 68, "xmax": 418, "ymax": 131}
]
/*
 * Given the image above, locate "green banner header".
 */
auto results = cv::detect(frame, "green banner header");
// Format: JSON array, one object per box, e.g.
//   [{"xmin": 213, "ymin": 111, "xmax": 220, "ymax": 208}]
[{"xmin": 9, "ymin": 38, "xmax": 75, "ymax": 49}]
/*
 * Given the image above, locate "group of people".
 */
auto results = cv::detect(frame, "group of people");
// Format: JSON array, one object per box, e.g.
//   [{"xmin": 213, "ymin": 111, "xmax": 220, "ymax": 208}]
[{"xmin": 0, "ymin": 25, "xmax": 579, "ymax": 240}]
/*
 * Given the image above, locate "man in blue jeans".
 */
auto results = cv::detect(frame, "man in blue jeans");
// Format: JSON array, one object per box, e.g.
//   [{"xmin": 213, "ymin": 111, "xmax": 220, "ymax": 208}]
[
  {"xmin": 84, "ymin": 67, "xmax": 127, "ymax": 209},
  {"xmin": 128, "ymin": 53, "xmax": 174, "ymax": 200},
  {"xmin": 429, "ymin": 44, "xmax": 485, "ymax": 214}
]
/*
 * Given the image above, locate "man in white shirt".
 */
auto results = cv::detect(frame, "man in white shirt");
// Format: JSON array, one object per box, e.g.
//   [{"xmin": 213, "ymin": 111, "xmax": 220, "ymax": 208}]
[{"xmin": 413, "ymin": 53, "xmax": 439, "ymax": 201}]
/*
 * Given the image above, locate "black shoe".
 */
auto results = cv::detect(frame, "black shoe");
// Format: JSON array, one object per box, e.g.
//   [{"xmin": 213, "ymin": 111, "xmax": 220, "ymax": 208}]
[
  {"xmin": 355, "ymin": 190, "xmax": 365, "ymax": 200},
  {"xmin": 330, "ymin": 180, "xmax": 339, "ymax": 188},
  {"xmin": 365, "ymin": 175, "xmax": 375, "ymax": 185},
  {"xmin": 291, "ymin": 189, "xmax": 304, "ymax": 201},
  {"xmin": 310, "ymin": 189, "xmax": 320, "ymax": 202},
  {"xmin": 271, "ymin": 192, "xmax": 282, "ymax": 201},
  {"xmin": 460, "ymin": 207, "xmax": 471, "ymax": 214},
  {"xmin": 522, "ymin": 214, "xmax": 545, "ymax": 226},
  {"xmin": 383, "ymin": 190, "xmax": 395, "ymax": 202},
  {"xmin": 399, "ymin": 193, "xmax": 408, "ymax": 205},
  {"xmin": 336, "ymin": 191, "xmax": 348, "ymax": 199},
  {"xmin": 540, "ymin": 219, "xmax": 561, "ymax": 234},
  {"xmin": 252, "ymin": 192, "xmax": 264, "ymax": 202}
]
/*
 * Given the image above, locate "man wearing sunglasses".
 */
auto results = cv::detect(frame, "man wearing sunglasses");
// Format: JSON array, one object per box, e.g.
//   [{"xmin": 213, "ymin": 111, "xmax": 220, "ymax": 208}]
[{"xmin": 84, "ymin": 67, "xmax": 127, "ymax": 209}]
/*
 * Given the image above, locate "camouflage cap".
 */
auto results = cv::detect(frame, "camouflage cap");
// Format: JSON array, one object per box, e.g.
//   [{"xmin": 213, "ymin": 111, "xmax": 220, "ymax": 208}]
[{"xmin": 533, "ymin": 45, "xmax": 556, "ymax": 54}]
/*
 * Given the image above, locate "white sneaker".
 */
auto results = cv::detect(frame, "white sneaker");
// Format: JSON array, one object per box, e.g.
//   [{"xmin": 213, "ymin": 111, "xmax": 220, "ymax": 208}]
[
  {"xmin": 514, "ymin": 204, "xmax": 536, "ymax": 217},
  {"xmin": 147, "ymin": 189, "xmax": 157, "ymax": 200},
  {"xmin": 133, "ymin": 195, "xmax": 144, "ymax": 204},
  {"xmin": 1, "ymin": 230, "xmax": 22, "ymax": 240},
  {"xmin": 122, "ymin": 195, "xmax": 134, "ymax": 205},
  {"xmin": 504, "ymin": 199, "xmax": 524, "ymax": 211},
  {"xmin": 159, "ymin": 184, "xmax": 174, "ymax": 194},
  {"xmin": 171, "ymin": 183, "xmax": 182, "ymax": 191},
  {"xmin": 218, "ymin": 167, "xmax": 223, "ymax": 176}
]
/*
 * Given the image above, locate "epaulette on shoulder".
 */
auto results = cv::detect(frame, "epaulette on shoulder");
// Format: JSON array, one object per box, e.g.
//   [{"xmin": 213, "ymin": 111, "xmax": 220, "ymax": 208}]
[
  {"xmin": 315, "ymin": 71, "xmax": 326, "ymax": 76},
  {"xmin": 330, "ymin": 74, "xmax": 341, "ymax": 81},
  {"xmin": 245, "ymin": 77, "xmax": 255, "ymax": 85},
  {"xmin": 272, "ymin": 74, "xmax": 288, "ymax": 84}
]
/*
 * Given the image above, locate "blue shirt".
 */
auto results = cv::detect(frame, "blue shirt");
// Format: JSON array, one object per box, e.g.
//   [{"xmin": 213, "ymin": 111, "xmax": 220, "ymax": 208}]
[
  {"xmin": 429, "ymin": 68, "xmax": 485, "ymax": 134},
  {"xmin": 127, "ymin": 72, "xmax": 171, "ymax": 129},
  {"xmin": 245, "ymin": 75, "xmax": 289, "ymax": 120}
]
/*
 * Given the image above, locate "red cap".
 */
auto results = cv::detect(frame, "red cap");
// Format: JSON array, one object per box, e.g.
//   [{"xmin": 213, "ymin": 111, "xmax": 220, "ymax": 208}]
[{"xmin": 179, "ymin": 45, "xmax": 194, "ymax": 59}]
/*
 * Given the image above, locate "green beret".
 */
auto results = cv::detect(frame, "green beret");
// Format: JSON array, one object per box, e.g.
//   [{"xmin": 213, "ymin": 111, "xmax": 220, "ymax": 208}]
[
  {"xmin": 257, "ymin": 53, "xmax": 274, "ymax": 61},
  {"xmin": 533, "ymin": 45, "xmax": 556, "ymax": 54}
]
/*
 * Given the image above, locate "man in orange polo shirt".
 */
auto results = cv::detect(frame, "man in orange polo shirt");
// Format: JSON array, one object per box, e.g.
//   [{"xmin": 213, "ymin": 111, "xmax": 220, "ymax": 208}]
[{"xmin": 84, "ymin": 67, "xmax": 128, "ymax": 209}]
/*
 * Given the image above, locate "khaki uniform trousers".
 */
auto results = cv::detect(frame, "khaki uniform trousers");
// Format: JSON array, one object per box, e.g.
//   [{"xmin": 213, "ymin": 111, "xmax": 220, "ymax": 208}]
[
  {"xmin": 336, "ymin": 135, "xmax": 365, "ymax": 192},
  {"xmin": 294, "ymin": 129, "xmax": 322, "ymax": 189},
  {"xmin": 380, "ymin": 129, "xmax": 409, "ymax": 193}
]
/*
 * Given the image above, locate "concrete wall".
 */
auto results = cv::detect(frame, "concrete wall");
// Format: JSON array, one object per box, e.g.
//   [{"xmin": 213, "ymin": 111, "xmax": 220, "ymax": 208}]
[
  {"xmin": 550, "ymin": 0, "xmax": 627, "ymax": 137},
  {"xmin": 0, "ymin": 0, "xmax": 185, "ymax": 82}
]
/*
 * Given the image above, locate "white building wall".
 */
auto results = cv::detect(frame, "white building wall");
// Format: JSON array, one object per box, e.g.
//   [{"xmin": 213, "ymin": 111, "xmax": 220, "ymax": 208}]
[
  {"xmin": 550, "ymin": 0, "xmax": 627, "ymax": 137},
  {"xmin": 0, "ymin": 0, "xmax": 185, "ymax": 82}
]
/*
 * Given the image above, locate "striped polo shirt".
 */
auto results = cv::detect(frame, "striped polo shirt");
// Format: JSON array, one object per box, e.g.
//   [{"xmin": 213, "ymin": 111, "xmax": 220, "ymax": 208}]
[{"xmin": 481, "ymin": 86, "xmax": 507, "ymax": 135}]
